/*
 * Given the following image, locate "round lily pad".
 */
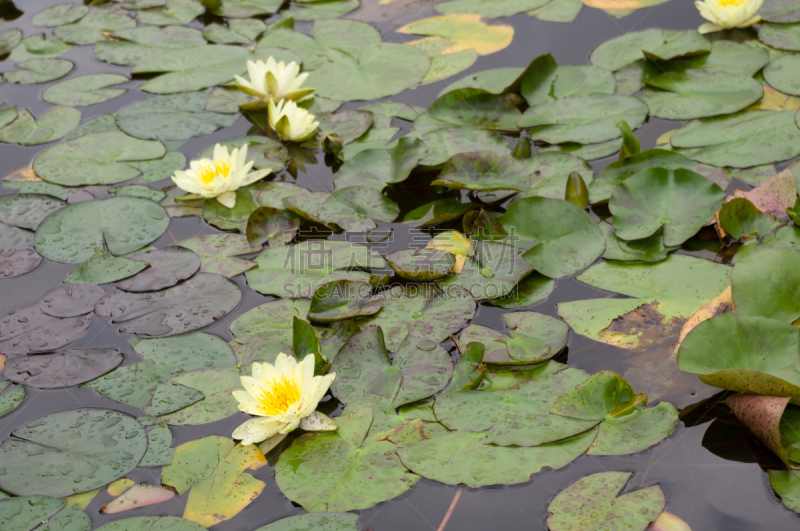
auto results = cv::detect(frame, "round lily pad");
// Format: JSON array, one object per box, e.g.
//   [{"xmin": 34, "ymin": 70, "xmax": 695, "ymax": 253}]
[
  {"xmin": 4, "ymin": 348, "xmax": 123, "ymax": 388},
  {"xmin": 0, "ymin": 408, "xmax": 147, "ymax": 497},
  {"xmin": 42, "ymin": 74, "xmax": 128, "ymax": 107},
  {"xmin": 96, "ymin": 517, "xmax": 206, "ymax": 531},
  {"xmin": 764, "ymin": 55, "xmax": 800, "ymax": 96},
  {"xmin": 35, "ymin": 196, "xmax": 169, "ymax": 264},
  {"xmin": 112, "ymin": 247, "xmax": 201, "ymax": 292},
  {"xmin": 0, "ymin": 107, "xmax": 81, "ymax": 146},
  {"xmin": 4, "ymin": 58, "xmax": 73, "ymax": 84},
  {"xmin": 32, "ymin": 4, "xmax": 89, "ymax": 27},
  {"xmin": 0, "ymin": 194, "xmax": 66, "ymax": 231}
]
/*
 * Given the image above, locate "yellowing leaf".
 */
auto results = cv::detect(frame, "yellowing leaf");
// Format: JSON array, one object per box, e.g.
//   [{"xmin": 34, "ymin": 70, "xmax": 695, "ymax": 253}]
[
  {"xmin": 183, "ymin": 441, "xmax": 268, "ymax": 528},
  {"xmin": 581, "ymin": 0, "xmax": 672, "ymax": 17},
  {"xmin": 398, "ymin": 14, "xmax": 514, "ymax": 56},
  {"xmin": 677, "ymin": 286, "xmax": 732, "ymax": 346},
  {"xmin": 107, "ymin": 478, "xmax": 136, "ymax": 497},
  {"xmin": 426, "ymin": 230, "xmax": 473, "ymax": 273},
  {"xmin": 750, "ymin": 86, "xmax": 800, "ymax": 111},
  {"xmin": 65, "ymin": 488, "xmax": 101, "ymax": 510},
  {"xmin": 4, "ymin": 166, "xmax": 38, "ymax": 182}
]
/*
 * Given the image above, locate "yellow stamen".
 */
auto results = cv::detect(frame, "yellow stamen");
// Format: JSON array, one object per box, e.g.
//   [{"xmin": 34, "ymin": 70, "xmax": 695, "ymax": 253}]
[
  {"xmin": 196, "ymin": 158, "xmax": 231, "ymax": 184},
  {"xmin": 718, "ymin": 0, "xmax": 744, "ymax": 7},
  {"xmin": 257, "ymin": 375, "xmax": 301, "ymax": 415}
]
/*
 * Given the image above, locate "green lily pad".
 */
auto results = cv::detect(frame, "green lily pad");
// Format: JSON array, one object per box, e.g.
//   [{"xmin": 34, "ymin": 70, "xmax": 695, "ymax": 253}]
[
  {"xmin": 308, "ymin": 280, "xmax": 382, "ymax": 322},
  {"xmin": 460, "ymin": 311, "xmax": 568, "ymax": 365},
  {"xmin": 275, "ymin": 407, "xmax": 423, "ymax": 512},
  {"xmin": 678, "ymin": 313, "xmax": 800, "ymax": 402},
  {"xmin": 133, "ymin": 45, "xmax": 251, "ymax": 94},
  {"xmin": 246, "ymin": 240, "xmax": 383, "ymax": 298},
  {"xmin": 599, "ymin": 223, "xmax": 671, "ymax": 263},
  {"xmin": 246, "ymin": 206, "xmax": 300, "ymax": 248},
  {"xmin": 521, "ymin": 54, "xmax": 615, "ymax": 106},
  {"xmin": 316, "ymin": 110, "xmax": 373, "ymax": 146},
  {"xmin": 203, "ymin": 181, "xmax": 304, "ymax": 231},
  {"xmin": 435, "ymin": 0, "xmax": 550, "ymax": 17},
  {"xmin": 500, "ymin": 196, "xmax": 605, "ymax": 278},
  {"xmin": 330, "ymin": 327, "xmax": 453, "ymax": 406},
  {"xmin": 34, "ymin": 132, "xmax": 166, "ymax": 186},
  {"xmin": 287, "ymin": 187, "xmax": 400, "ymax": 232},
  {"xmin": 282, "ymin": 0, "xmax": 361, "ymax": 21},
  {"xmin": 111, "ymin": 185, "xmax": 167, "ymax": 202},
  {"xmin": 559, "ymin": 255, "xmax": 731, "ymax": 350},
  {"xmin": 113, "ymin": 247, "xmax": 201, "ymax": 292},
  {"xmin": 177, "ymin": 233, "xmax": 259, "ymax": 277},
  {"xmin": 0, "ymin": 496, "xmax": 90, "ymax": 531},
  {"xmin": 719, "ymin": 198, "xmax": 781, "ymax": 239},
  {"xmin": 229, "ymin": 299, "xmax": 311, "ymax": 362},
  {"xmin": 609, "ymin": 168, "xmax": 725, "ymax": 247},
  {"xmin": 439, "ymin": 65, "xmax": 524, "ymax": 96},
  {"xmin": 426, "ymin": 88, "xmax": 522, "ymax": 131},
  {"xmin": 254, "ymin": 513, "xmax": 358, "ymax": 531},
  {"xmin": 397, "ymin": 427, "xmax": 596, "ymax": 487},
  {"xmin": 765, "ymin": 55, "xmax": 800, "ymax": 96},
  {"xmin": 670, "ymin": 110, "xmax": 800, "ymax": 168},
  {"xmin": 433, "ymin": 151, "xmax": 529, "ymax": 191},
  {"xmin": 4, "ymin": 58, "xmax": 73, "ymax": 84},
  {"xmin": 54, "ymin": 10, "xmax": 136, "ymax": 45},
  {"xmin": 65, "ymin": 114, "xmax": 119, "ymax": 140},
  {"xmin": 529, "ymin": 0, "xmax": 583, "ymax": 21},
  {"xmin": 590, "ymin": 29, "xmax": 711, "ymax": 71},
  {"xmin": 0, "ymin": 107, "xmax": 81, "ymax": 146},
  {"xmin": 332, "ymin": 137, "xmax": 423, "ymax": 190},
  {"xmin": 137, "ymin": 0, "xmax": 205, "ymax": 25},
  {"xmin": 0, "ymin": 382, "xmax": 25, "ymax": 417},
  {"xmin": 42, "ymin": 74, "xmax": 128, "ymax": 107},
  {"xmin": 520, "ymin": 94, "xmax": 647, "ymax": 144},
  {"xmin": 479, "ymin": 152, "xmax": 594, "ymax": 203},
  {"xmin": 761, "ymin": 0, "xmax": 800, "ymax": 22},
  {"xmin": 540, "ymin": 138, "xmax": 624, "ymax": 161},
  {"xmin": 95, "ymin": 273, "xmax": 241, "ymax": 337},
  {"xmin": 417, "ymin": 125, "xmax": 510, "ymax": 166},
  {"xmin": 434, "ymin": 368, "xmax": 598, "ymax": 445},
  {"xmin": 116, "ymin": 92, "xmax": 237, "ymax": 141},
  {"xmin": 588, "ymin": 402, "xmax": 678, "ymax": 456},
  {"xmin": 158, "ymin": 367, "xmax": 242, "ymax": 425},
  {"xmin": 639, "ymin": 69, "xmax": 763, "ymax": 120},
  {"xmin": 0, "ymin": 29, "xmax": 21, "ymax": 55},
  {"xmin": 0, "ymin": 409, "xmax": 147, "ymax": 498},
  {"xmin": 308, "ymin": 42, "xmax": 429, "ymax": 101},
  {"xmin": 0, "ymin": 194, "xmax": 66, "ymax": 231},
  {"xmin": 547, "ymin": 471, "xmax": 665, "ymax": 531},
  {"xmin": 9, "ymin": 34, "xmax": 71, "ymax": 62},
  {"xmin": 205, "ymin": 87, "xmax": 250, "ymax": 113},
  {"xmin": 759, "ymin": 22, "xmax": 800, "ymax": 52},
  {"xmin": 439, "ymin": 240, "xmax": 534, "ymax": 301},
  {"xmin": 487, "ymin": 272, "xmax": 555, "ymax": 309},
  {"xmin": 770, "ymin": 470, "xmax": 800, "ymax": 513},
  {"xmin": 129, "ymin": 152, "xmax": 188, "ymax": 184},
  {"xmin": 32, "ymin": 4, "xmax": 89, "ymax": 27},
  {"xmin": 65, "ymin": 250, "xmax": 148, "ymax": 284},
  {"xmin": 94, "ymin": 25, "xmax": 206, "ymax": 66},
  {"xmin": 387, "ymin": 248, "xmax": 456, "ymax": 281},
  {"xmin": 732, "ymin": 248, "xmax": 800, "ymax": 323},
  {"xmin": 361, "ymin": 285, "xmax": 477, "ymax": 351},
  {"xmin": 35, "ymin": 196, "xmax": 168, "ymax": 263},
  {"xmin": 96, "ymin": 516, "xmax": 207, "ymax": 531},
  {"xmin": 207, "ymin": 0, "xmax": 283, "ymax": 17}
]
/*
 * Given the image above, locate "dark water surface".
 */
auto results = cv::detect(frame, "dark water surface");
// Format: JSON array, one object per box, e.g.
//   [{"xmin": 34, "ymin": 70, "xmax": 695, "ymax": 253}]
[{"xmin": 0, "ymin": 0, "xmax": 796, "ymax": 529}]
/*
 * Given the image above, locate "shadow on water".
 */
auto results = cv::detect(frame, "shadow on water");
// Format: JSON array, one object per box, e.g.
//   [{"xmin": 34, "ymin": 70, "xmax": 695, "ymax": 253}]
[{"xmin": 0, "ymin": 0, "xmax": 798, "ymax": 529}]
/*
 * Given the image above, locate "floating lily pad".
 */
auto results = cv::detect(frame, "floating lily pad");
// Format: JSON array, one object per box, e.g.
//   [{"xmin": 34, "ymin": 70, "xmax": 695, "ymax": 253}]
[
  {"xmin": 427, "ymin": 88, "xmax": 522, "ymax": 131},
  {"xmin": 0, "ymin": 249, "xmax": 42, "ymax": 279},
  {"xmin": 759, "ymin": 22, "xmax": 800, "ymax": 51},
  {"xmin": 206, "ymin": 0, "xmax": 283, "ymax": 17},
  {"xmin": 434, "ymin": 151, "xmax": 529, "ymax": 191},
  {"xmin": 0, "ymin": 382, "xmax": 25, "ymax": 417},
  {"xmin": 0, "ymin": 194, "xmax": 66, "ymax": 230},
  {"xmin": 0, "ymin": 408, "xmax": 147, "ymax": 498},
  {"xmin": 113, "ymin": 247, "xmax": 201, "ymax": 292},
  {"xmin": 765, "ymin": 55, "xmax": 800, "ymax": 96},
  {"xmin": 547, "ymin": 471, "xmax": 665, "ymax": 531},
  {"xmin": 0, "ymin": 107, "xmax": 81, "ymax": 146},
  {"xmin": 205, "ymin": 87, "xmax": 251, "ymax": 113},
  {"xmin": 0, "ymin": 496, "xmax": 90, "ymax": 531},
  {"xmin": 176, "ymin": 233, "xmax": 259, "ymax": 277},
  {"xmin": 331, "ymin": 328, "xmax": 452, "ymax": 406},
  {"xmin": 770, "ymin": 469, "xmax": 800, "ymax": 513},
  {"xmin": 588, "ymin": 402, "xmax": 678, "ymax": 455},
  {"xmin": 116, "ymin": 92, "xmax": 237, "ymax": 141},
  {"xmin": 521, "ymin": 54, "xmax": 615, "ymax": 106},
  {"xmin": 111, "ymin": 184, "xmax": 167, "ymax": 201},
  {"xmin": 387, "ymin": 248, "xmax": 456, "ymax": 281},
  {"xmin": 246, "ymin": 207, "xmax": 300, "ymax": 248},
  {"xmin": 609, "ymin": 168, "xmax": 725, "ymax": 246},
  {"xmin": 361, "ymin": 285, "xmax": 477, "ymax": 351},
  {"xmin": 203, "ymin": 181, "xmax": 304, "ymax": 231},
  {"xmin": 732, "ymin": 248, "xmax": 800, "ymax": 323},
  {"xmin": 308, "ymin": 280, "xmax": 382, "ymax": 322},
  {"xmin": 42, "ymin": 74, "xmax": 127, "ymax": 107},
  {"xmin": 9, "ymin": 34, "xmax": 71, "ymax": 62},
  {"xmin": 229, "ymin": 299, "xmax": 311, "ymax": 362},
  {"xmin": 40, "ymin": 285, "xmax": 105, "ymax": 318},
  {"xmin": 439, "ymin": 241, "xmax": 535, "ymax": 301},
  {"xmin": 488, "ymin": 272, "xmax": 555, "ymax": 309},
  {"xmin": 397, "ymin": 427, "xmax": 596, "ymax": 487},
  {"xmin": 35, "ymin": 196, "xmax": 168, "ymax": 263},
  {"xmin": 670, "ymin": 110, "xmax": 800, "ymax": 168},
  {"xmin": 4, "ymin": 58, "xmax": 73, "ymax": 85},
  {"xmin": 4, "ymin": 349, "xmax": 123, "ymax": 389},
  {"xmin": 417, "ymin": 125, "xmax": 509, "ymax": 167},
  {"xmin": 719, "ymin": 198, "xmax": 781, "ymax": 239},
  {"xmin": 559, "ymin": 255, "xmax": 731, "ymax": 350},
  {"xmin": 436, "ymin": 0, "xmax": 551, "ymax": 18},
  {"xmin": 0, "ymin": 303, "xmax": 92, "ymax": 355},
  {"xmin": 460, "ymin": 311, "xmax": 568, "ymax": 365},
  {"xmin": 761, "ymin": 0, "xmax": 800, "ymax": 22},
  {"xmin": 500, "ymin": 197, "xmax": 605, "ymax": 278},
  {"xmin": 34, "ymin": 132, "xmax": 166, "ymax": 186},
  {"xmin": 32, "ymin": 4, "xmax": 89, "ymax": 27},
  {"xmin": 96, "ymin": 517, "xmax": 206, "ymax": 531},
  {"xmin": 136, "ymin": 0, "xmax": 205, "ymax": 25},
  {"xmin": 54, "ymin": 10, "xmax": 136, "ymax": 45},
  {"xmin": 282, "ymin": 0, "xmax": 360, "ymax": 20},
  {"xmin": 94, "ymin": 25, "xmax": 206, "ymax": 66},
  {"xmin": 65, "ymin": 250, "xmax": 148, "ymax": 284},
  {"xmin": 0, "ymin": 29, "xmax": 21, "ymax": 55},
  {"xmin": 246, "ymin": 240, "xmax": 383, "ymax": 298},
  {"xmin": 275, "ymin": 407, "xmax": 423, "ymax": 512},
  {"xmin": 398, "ymin": 14, "xmax": 514, "ymax": 56},
  {"xmin": 590, "ymin": 29, "xmax": 711, "ymax": 71},
  {"xmin": 133, "ymin": 45, "xmax": 251, "ymax": 94},
  {"xmin": 520, "ymin": 94, "xmax": 647, "ymax": 144},
  {"xmin": 95, "ymin": 273, "xmax": 241, "ymax": 337},
  {"xmin": 289, "ymin": 187, "xmax": 400, "ymax": 232}
]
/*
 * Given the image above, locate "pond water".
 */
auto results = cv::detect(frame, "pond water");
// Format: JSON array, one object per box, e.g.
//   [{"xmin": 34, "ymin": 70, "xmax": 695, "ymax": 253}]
[{"xmin": 1, "ymin": 0, "xmax": 799, "ymax": 530}]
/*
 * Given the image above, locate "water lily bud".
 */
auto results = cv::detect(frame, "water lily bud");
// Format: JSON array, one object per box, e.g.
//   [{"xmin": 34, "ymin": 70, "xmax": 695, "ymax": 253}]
[
  {"xmin": 322, "ymin": 132, "xmax": 343, "ymax": 156},
  {"xmin": 513, "ymin": 135, "xmax": 532, "ymax": 159},
  {"xmin": 565, "ymin": 171, "xmax": 589, "ymax": 208}
]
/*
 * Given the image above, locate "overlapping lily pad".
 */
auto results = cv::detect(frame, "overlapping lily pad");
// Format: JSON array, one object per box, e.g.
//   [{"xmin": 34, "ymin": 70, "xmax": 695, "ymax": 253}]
[
  {"xmin": 0, "ymin": 107, "xmax": 81, "ymax": 146},
  {"xmin": 113, "ymin": 247, "xmax": 201, "ymax": 292},
  {"xmin": 0, "ymin": 302, "xmax": 92, "ymax": 355},
  {"xmin": 4, "ymin": 58, "xmax": 73, "ymax": 84},
  {"xmin": 94, "ymin": 25, "xmax": 206, "ymax": 66},
  {"xmin": 4, "ymin": 349, "xmax": 123, "ymax": 389},
  {"xmin": 460, "ymin": 311, "xmax": 568, "ymax": 364},
  {"xmin": 132, "ymin": 45, "xmax": 251, "ymax": 94}
]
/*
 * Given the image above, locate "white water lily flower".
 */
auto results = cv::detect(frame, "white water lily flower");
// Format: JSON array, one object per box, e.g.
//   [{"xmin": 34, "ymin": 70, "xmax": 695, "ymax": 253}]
[
  {"xmin": 268, "ymin": 99, "xmax": 320, "ymax": 142},
  {"xmin": 695, "ymin": 0, "xmax": 763, "ymax": 33},
  {"xmin": 232, "ymin": 353, "xmax": 336, "ymax": 446},
  {"xmin": 171, "ymin": 143, "xmax": 270, "ymax": 208},
  {"xmin": 233, "ymin": 58, "xmax": 314, "ymax": 103}
]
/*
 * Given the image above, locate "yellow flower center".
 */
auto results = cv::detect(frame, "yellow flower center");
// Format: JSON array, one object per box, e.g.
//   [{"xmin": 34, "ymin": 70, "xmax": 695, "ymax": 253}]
[
  {"xmin": 258, "ymin": 375, "xmax": 301, "ymax": 415},
  {"xmin": 718, "ymin": 0, "xmax": 744, "ymax": 7},
  {"xmin": 196, "ymin": 158, "xmax": 231, "ymax": 184}
]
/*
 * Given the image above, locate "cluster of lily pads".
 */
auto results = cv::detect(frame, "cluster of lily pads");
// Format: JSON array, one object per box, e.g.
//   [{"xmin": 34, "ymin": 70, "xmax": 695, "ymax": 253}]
[{"xmin": 1, "ymin": 0, "xmax": 800, "ymax": 529}]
